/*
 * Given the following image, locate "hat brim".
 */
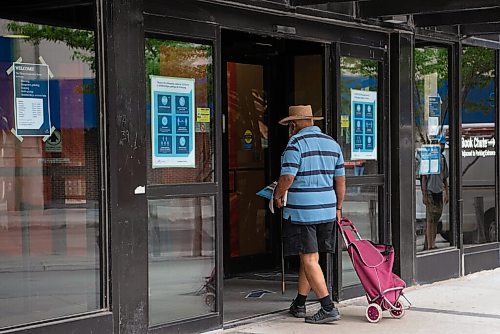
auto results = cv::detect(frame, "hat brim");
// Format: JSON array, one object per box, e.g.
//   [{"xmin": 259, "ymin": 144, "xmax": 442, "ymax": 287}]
[{"xmin": 278, "ymin": 115, "xmax": 324, "ymax": 125}]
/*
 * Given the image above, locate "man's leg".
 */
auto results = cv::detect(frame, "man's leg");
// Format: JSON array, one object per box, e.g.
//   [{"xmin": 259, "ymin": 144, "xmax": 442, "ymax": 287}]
[
  {"xmin": 300, "ymin": 252, "xmax": 328, "ymax": 298},
  {"xmin": 298, "ymin": 256, "xmax": 311, "ymax": 296},
  {"xmin": 300, "ymin": 252, "xmax": 340, "ymax": 323},
  {"xmin": 289, "ymin": 258, "xmax": 311, "ymax": 318}
]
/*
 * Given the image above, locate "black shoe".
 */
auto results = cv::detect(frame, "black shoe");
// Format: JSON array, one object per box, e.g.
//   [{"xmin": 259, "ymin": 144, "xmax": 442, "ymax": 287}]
[
  {"xmin": 305, "ymin": 307, "xmax": 341, "ymax": 324},
  {"xmin": 289, "ymin": 300, "xmax": 306, "ymax": 318}
]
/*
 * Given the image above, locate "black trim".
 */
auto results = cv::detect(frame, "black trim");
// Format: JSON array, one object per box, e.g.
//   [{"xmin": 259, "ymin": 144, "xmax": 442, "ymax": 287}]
[
  {"xmin": 296, "ymin": 169, "xmax": 335, "ymax": 176},
  {"xmin": 286, "ymin": 203, "xmax": 336, "ymax": 210},
  {"xmin": 289, "ymin": 132, "xmax": 333, "ymax": 145},
  {"xmin": 301, "ymin": 150, "xmax": 340, "ymax": 158},
  {"xmin": 282, "ymin": 163, "xmax": 300, "ymax": 168},
  {"xmin": 288, "ymin": 186, "xmax": 333, "ymax": 192},
  {"xmin": 416, "ymin": 249, "xmax": 460, "ymax": 284},
  {"xmin": 147, "ymin": 184, "xmax": 219, "ymax": 198},
  {"xmin": 0, "ymin": 313, "xmax": 113, "ymax": 334}
]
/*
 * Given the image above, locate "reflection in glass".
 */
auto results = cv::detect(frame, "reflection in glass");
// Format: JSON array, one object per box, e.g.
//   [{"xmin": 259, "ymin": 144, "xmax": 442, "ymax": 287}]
[
  {"xmin": 0, "ymin": 20, "xmax": 101, "ymax": 328},
  {"xmin": 294, "ymin": 55, "xmax": 324, "ymax": 129},
  {"xmin": 461, "ymin": 47, "xmax": 497, "ymax": 245},
  {"xmin": 148, "ymin": 197, "xmax": 216, "ymax": 325},
  {"xmin": 227, "ymin": 62, "xmax": 270, "ymax": 257},
  {"xmin": 341, "ymin": 186, "xmax": 378, "ymax": 286},
  {"xmin": 145, "ymin": 39, "xmax": 215, "ymax": 185},
  {"xmin": 414, "ymin": 46, "xmax": 452, "ymax": 252},
  {"xmin": 339, "ymin": 57, "xmax": 378, "ymax": 177}
]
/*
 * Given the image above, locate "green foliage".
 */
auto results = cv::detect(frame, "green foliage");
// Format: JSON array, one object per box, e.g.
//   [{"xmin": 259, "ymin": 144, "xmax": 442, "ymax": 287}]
[
  {"xmin": 414, "ymin": 46, "xmax": 495, "ymax": 144},
  {"xmin": 7, "ymin": 22, "xmax": 95, "ymax": 71}
]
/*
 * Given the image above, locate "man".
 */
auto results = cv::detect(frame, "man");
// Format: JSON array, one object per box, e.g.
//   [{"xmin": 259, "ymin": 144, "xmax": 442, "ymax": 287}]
[
  {"xmin": 273, "ymin": 105, "xmax": 346, "ymax": 324},
  {"xmin": 421, "ymin": 134, "xmax": 449, "ymax": 250}
]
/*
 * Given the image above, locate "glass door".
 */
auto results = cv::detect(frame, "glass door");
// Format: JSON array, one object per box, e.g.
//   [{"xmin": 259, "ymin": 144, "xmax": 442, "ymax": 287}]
[
  {"xmin": 335, "ymin": 44, "xmax": 388, "ymax": 297},
  {"xmin": 143, "ymin": 16, "xmax": 223, "ymax": 332}
]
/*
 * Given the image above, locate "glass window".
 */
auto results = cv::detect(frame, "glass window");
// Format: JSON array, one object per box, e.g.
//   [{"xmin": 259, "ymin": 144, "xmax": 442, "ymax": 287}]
[
  {"xmin": 414, "ymin": 46, "xmax": 452, "ymax": 252},
  {"xmin": 339, "ymin": 57, "xmax": 379, "ymax": 177},
  {"xmin": 148, "ymin": 197, "xmax": 216, "ymax": 325},
  {"xmin": 0, "ymin": 19, "xmax": 101, "ymax": 328},
  {"xmin": 145, "ymin": 39, "xmax": 215, "ymax": 185},
  {"xmin": 342, "ymin": 185, "xmax": 379, "ymax": 286},
  {"xmin": 461, "ymin": 46, "xmax": 497, "ymax": 245}
]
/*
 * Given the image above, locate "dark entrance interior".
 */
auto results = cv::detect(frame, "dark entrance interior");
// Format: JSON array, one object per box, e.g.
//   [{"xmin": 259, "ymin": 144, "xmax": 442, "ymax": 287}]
[{"xmin": 221, "ymin": 30, "xmax": 325, "ymax": 322}]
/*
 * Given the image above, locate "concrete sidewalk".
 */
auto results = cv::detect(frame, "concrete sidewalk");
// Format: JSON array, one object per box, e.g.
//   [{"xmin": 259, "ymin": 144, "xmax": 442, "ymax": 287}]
[{"xmin": 219, "ymin": 268, "xmax": 500, "ymax": 334}]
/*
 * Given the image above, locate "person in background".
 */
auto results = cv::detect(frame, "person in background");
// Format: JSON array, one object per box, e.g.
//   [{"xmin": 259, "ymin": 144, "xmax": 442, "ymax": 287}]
[
  {"xmin": 421, "ymin": 134, "xmax": 449, "ymax": 250},
  {"xmin": 274, "ymin": 105, "xmax": 346, "ymax": 324}
]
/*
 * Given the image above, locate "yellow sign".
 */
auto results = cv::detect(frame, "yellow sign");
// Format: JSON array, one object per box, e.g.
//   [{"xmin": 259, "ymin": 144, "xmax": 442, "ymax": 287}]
[
  {"xmin": 244, "ymin": 130, "xmax": 253, "ymax": 144},
  {"xmin": 196, "ymin": 107, "xmax": 211, "ymax": 123},
  {"xmin": 341, "ymin": 115, "xmax": 350, "ymax": 128}
]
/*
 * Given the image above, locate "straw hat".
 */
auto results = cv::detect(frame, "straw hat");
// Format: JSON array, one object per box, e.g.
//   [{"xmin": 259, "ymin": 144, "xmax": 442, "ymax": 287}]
[{"xmin": 278, "ymin": 105, "xmax": 324, "ymax": 125}]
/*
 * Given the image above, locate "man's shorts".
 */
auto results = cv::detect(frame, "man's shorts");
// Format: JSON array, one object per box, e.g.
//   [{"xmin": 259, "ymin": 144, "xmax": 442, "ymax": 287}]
[
  {"xmin": 282, "ymin": 220, "xmax": 337, "ymax": 257},
  {"xmin": 426, "ymin": 191, "xmax": 443, "ymax": 224}
]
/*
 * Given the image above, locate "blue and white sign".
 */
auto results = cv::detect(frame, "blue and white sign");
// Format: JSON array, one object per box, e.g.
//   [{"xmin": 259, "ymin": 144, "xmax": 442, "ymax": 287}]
[
  {"xmin": 351, "ymin": 89, "xmax": 377, "ymax": 160},
  {"xmin": 13, "ymin": 63, "xmax": 51, "ymax": 136},
  {"xmin": 418, "ymin": 144, "xmax": 441, "ymax": 175},
  {"xmin": 151, "ymin": 76, "xmax": 195, "ymax": 168},
  {"xmin": 428, "ymin": 96, "xmax": 441, "ymax": 117}
]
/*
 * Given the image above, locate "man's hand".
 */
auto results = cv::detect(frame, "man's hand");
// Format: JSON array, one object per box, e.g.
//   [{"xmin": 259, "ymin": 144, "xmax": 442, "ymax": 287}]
[
  {"xmin": 444, "ymin": 191, "xmax": 449, "ymax": 205},
  {"xmin": 273, "ymin": 175, "xmax": 294, "ymax": 210},
  {"xmin": 274, "ymin": 196, "xmax": 285, "ymax": 209},
  {"xmin": 336, "ymin": 209, "xmax": 341, "ymax": 222},
  {"xmin": 422, "ymin": 193, "xmax": 429, "ymax": 206}
]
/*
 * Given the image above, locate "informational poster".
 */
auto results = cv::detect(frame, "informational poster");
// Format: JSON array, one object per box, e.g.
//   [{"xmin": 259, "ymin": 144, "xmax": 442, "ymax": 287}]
[
  {"xmin": 351, "ymin": 89, "xmax": 377, "ymax": 160},
  {"xmin": 13, "ymin": 63, "xmax": 51, "ymax": 136},
  {"xmin": 151, "ymin": 76, "xmax": 195, "ymax": 168},
  {"xmin": 418, "ymin": 145, "xmax": 441, "ymax": 175},
  {"xmin": 428, "ymin": 96, "xmax": 441, "ymax": 136}
]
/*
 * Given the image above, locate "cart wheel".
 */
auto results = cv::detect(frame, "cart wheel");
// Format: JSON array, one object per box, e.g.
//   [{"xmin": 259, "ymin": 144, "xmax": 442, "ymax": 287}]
[
  {"xmin": 205, "ymin": 293, "xmax": 216, "ymax": 312},
  {"xmin": 389, "ymin": 301, "xmax": 405, "ymax": 319},
  {"xmin": 366, "ymin": 303, "xmax": 383, "ymax": 323}
]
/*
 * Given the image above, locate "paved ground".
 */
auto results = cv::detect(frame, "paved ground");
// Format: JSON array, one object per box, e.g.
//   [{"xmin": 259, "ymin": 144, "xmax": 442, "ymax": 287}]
[{"xmin": 215, "ymin": 268, "xmax": 500, "ymax": 334}]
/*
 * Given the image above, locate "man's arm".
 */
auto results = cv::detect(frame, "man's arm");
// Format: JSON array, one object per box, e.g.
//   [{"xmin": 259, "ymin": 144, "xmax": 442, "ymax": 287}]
[
  {"xmin": 274, "ymin": 174, "xmax": 294, "ymax": 209},
  {"xmin": 335, "ymin": 175, "xmax": 346, "ymax": 221}
]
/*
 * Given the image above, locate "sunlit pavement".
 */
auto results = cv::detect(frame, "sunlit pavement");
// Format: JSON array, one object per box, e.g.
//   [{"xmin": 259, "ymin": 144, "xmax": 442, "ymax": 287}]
[{"xmin": 214, "ymin": 268, "xmax": 500, "ymax": 334}]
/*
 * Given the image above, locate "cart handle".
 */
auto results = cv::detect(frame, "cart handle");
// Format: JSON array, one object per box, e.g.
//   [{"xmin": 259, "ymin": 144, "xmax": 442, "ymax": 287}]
[{"xmin": 337, "ymin": 217, "xmax": 362, "ymax": 245}]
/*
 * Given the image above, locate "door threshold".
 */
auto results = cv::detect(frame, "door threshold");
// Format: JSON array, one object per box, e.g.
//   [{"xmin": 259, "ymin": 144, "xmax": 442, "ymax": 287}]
[
  {"xmin": 223, "ymin": 308, "xmax": 287, "ymax": 329},
  {"xmin": 223, "ymin": 301, "xmax": 319, "ymax": 329}
]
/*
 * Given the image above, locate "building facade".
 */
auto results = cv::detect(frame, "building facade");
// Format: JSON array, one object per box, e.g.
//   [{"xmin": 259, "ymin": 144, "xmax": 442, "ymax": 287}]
[{"xmin": 0, "ymin": 1, "xmax": 498, "ymax": 333}]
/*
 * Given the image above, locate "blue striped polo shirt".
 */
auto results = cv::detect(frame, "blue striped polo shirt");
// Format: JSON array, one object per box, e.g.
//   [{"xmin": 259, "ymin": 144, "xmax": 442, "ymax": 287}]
[{"xmin": 280, "ymin": 126, "xmax": 345, "ymax": 225}]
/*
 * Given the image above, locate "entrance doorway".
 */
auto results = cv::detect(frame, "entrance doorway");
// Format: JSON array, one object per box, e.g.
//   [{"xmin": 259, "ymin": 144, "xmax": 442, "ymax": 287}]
[{"xmin": 221, "ymin": 31, "xmax": 325, "ymax": 322}]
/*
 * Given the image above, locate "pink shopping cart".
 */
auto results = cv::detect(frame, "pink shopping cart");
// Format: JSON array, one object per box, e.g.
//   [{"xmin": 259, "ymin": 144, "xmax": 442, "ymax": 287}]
[{"xmin": 337, "ymin": 217, "xmax": 410, "ymax": 323}]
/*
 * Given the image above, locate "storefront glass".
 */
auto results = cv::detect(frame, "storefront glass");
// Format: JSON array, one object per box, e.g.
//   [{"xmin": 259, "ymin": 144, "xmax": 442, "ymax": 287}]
[
  {"xmin": 414, "ymin": 45, "xmax": 452, "ymax": 252},
  {"xmin": 339, "ymin": 57, "xmax": 381, "ymax": 286},
  {"xmin": 148, "ymin": 197, "xmax": 216, "ymax": 324},
  {"xmin": 461, "ymin": 46, "xmax": 497, "ymax": 245},
  {"xmin": 340, "ymin": 57, "xmax": 379, "ymax": 177},
  {"xmin": 0, "ymin": 19, "xmax": 102, "ymax": 328},
  {"xmin": 341, "ymin": 185, "xmax": 379, "ymax": 286},
  {"xmin": 145, "ymin": 39, "xmax": 215, "ymax": 185}
]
